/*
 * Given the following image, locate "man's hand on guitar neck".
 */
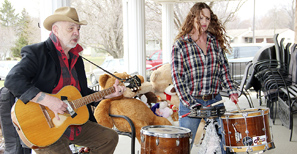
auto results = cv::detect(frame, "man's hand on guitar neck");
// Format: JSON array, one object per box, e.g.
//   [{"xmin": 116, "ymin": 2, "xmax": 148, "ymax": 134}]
[
  {"xmin": 32, "ymin": 92, "xmax": 68, "ymax": 120},
  {"xmin": 103, "ymin": 79, "xmax": 126, "ymax": 99}
]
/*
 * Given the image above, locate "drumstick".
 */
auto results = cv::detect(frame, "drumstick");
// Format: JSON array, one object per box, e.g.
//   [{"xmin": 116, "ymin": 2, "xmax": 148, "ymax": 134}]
[
  {"xmin": 234, "ymin": 100, "xmax": 242, "ymax": 112},
  {"xmin": 210, "ymin": 100, "xmax": 225, "ymax": 107}
]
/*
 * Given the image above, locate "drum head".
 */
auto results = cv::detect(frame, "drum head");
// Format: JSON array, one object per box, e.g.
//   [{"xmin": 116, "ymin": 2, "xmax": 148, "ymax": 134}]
[
  {"xmin": 222, "ymin": 108, "xmax": 269, "ymax": 119},
  {"xmin": 141, "ymin": 125, "xmax": 191, "ymax": 138}
]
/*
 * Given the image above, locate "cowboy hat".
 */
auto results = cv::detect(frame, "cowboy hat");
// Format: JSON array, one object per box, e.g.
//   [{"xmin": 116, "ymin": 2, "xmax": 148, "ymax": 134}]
[{"xmin": 43, "ymin": 7, "xmax": 87, "ymax": 31}]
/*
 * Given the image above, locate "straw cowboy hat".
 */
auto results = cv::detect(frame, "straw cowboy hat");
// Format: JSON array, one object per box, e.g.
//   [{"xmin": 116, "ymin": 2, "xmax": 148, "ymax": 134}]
[{"xmin": 43, "ymin": 7, "xmax": 87, "ymax": 31}]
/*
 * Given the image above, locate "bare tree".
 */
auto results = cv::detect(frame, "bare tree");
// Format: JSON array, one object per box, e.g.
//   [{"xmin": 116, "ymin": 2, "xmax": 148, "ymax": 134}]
[
  {"xmin": 71, "ymin": 0, "xmax": 123, "ymax": 58},
  {"xmin": 0, "ymin": 26, "xmax": 16, "ymax": 59},
  {"xmin": 256, "ymin": 7, "xmax": 291, "ymax": 30},
  {"xmin": 70, "ymin": 0, "xmax": 248, "ymax": 58}
]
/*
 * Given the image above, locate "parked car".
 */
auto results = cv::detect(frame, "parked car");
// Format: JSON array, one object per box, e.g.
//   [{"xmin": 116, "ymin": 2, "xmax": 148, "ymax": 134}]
[
  {"xmin": 0, "ymin": 60, "xmax": 19, "ymax": 80},
  {"xmin": 146, "ymin": 50, "xmax": 162, "ymax": 70},
  {"xmin": 227, "ymin": 43, "xmax": 273, "ymax": 83},
  {"xmin": 89, "ymin": 58, "xmax": 125, "ymax": 85}
]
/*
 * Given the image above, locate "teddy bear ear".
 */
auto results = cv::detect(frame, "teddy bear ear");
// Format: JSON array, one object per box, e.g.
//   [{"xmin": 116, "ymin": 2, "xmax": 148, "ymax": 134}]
[
  {"xmin": 98, "ymin": 74, "xmax": 110, "ymax": 89},
  {"xmin": 150, "ymin": 70, "xmax": 160, "ymax": 82}
]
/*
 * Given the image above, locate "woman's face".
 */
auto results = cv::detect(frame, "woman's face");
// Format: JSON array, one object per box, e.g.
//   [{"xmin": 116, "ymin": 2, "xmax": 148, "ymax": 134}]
[{"xmin": 194, "ymin": 8, "xmax": 211, "ymax": 32}]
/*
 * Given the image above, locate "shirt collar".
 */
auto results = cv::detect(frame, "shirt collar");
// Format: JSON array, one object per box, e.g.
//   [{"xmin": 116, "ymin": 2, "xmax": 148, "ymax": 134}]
[
  {"xmin": 184, "ymin": 32, "xmax": 215, "ymax": 42},
  {"xmin": 49, "ymin": 32, "xmax": 83, "ymax": 57}
]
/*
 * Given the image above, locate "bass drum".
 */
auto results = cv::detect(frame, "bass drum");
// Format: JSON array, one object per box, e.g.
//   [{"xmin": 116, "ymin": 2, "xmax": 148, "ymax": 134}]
[{"xmin": 140, "ymin": 125, "xmax": 191, "ymax": 154}]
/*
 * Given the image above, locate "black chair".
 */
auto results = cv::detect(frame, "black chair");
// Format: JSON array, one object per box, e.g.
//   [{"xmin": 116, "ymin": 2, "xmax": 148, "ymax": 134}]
[
  {"xmin": 110, "ymin": 114, "xmax": 136, "ymax": 154},
  {"xmin": 221, "ymin": 61, "xmax": 254, "ymax": 108}
]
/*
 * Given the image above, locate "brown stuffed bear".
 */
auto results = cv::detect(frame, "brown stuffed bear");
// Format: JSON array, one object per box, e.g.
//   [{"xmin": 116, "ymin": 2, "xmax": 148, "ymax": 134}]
[
  {"xmin": 150, "ymin": 63, "xmax": 180, "ymax": 108},
  {"xmin": 93, "ymin": 72, "xmax": 172, "ymax": 143}
]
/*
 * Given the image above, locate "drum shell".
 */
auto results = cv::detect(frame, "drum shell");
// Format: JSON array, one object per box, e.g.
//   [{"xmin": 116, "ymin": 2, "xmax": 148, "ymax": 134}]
[
  {"xmin": 140, "ymin": 125, "xmax": 191, "ymax": 154},
  {"xmin": 221, "ymin": 108, "xmax": 274, "ymax": 152}
]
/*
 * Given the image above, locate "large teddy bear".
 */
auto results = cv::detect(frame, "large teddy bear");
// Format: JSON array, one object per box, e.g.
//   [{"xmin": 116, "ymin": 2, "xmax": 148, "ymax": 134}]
[
  {"xmin": 93, "ymin": 72, "xmax": 171, "ymax": 143},
  {"xmin": 150, "ymin": 63, "xmax": 180, "ymax": 108}
]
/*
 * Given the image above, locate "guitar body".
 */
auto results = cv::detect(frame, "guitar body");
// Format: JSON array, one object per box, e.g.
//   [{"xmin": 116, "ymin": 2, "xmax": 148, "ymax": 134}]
[{"xmin": 11, "ymin": 86, "xmax": 89, "ymax": 148}]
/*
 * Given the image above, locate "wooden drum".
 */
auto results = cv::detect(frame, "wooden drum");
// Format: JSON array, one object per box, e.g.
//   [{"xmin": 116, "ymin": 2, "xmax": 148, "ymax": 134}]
[
  {"xmin": 140, "ymin": 125, "xmax": 191, "ymax": 154},
  {"xmin": 221, "ymin": 108, "xmax": 275, "ymax": 153}
]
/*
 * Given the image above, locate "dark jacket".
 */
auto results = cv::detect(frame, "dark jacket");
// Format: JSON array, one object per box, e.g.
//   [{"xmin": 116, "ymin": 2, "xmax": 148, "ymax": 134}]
[{"xmin": 5, "ymin": 38, "xmax": 98, "ymax": 122}]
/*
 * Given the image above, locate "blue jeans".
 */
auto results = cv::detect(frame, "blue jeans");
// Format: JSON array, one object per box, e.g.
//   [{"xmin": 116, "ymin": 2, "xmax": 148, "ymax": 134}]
[{"xmin": 178, "ymin": 94, "xmax": 226, "ymax": 154}]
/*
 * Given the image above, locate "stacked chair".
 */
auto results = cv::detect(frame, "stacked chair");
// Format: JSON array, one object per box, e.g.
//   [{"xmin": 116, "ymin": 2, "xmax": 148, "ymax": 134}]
[
  {"xmin": 246, "ymin": 33, "xmax": 296, "ymax": 141},
  {"xmin": 277, "ymin": 43, "xmax": 297, "ymax": 141}
]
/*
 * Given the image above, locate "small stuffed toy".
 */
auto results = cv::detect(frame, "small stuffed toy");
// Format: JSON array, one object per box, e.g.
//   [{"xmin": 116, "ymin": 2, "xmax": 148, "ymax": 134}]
[
  {"xmin": 138, "ymin": 91, "xmax": 158, "ymax": 108},
  {"xmin": 151, "ymin": 101, "xmax": 173, "ymax": 118},
  {"xmin": 164, "ymin": 84, "xmax": 177, "ymax": 101}
]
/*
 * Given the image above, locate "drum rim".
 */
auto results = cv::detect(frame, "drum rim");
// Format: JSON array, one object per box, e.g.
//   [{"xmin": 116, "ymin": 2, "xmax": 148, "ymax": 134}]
[
  {"xmin": 140, "ymin": 125, "xmax": 191, "ymax": 138},
  {"xmin": 224, "ymin": 141, "xmax": 274, "ymax": 152},
  {"xmin": 222, "ymin": 107, "xmax": 269, "ymax": 118}
]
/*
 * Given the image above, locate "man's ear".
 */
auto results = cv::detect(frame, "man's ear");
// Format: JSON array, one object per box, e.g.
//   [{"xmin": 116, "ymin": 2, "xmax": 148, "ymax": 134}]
[{"xmin": 52, "ymin": 24, "xmax": 59, "ymax": 36}]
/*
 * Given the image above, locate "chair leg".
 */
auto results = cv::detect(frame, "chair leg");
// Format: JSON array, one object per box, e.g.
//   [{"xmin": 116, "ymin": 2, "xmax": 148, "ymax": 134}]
[
  {"xmin": 290, "ymin": 112, "xmax": 293, "ymax": 141},
  {"xmin": 258, "ymin": 91, "xmax": 263, "ymax": 106},
  {"xmin": 243, "ymin": 92, "xmax": 253, "ymax": 108}
]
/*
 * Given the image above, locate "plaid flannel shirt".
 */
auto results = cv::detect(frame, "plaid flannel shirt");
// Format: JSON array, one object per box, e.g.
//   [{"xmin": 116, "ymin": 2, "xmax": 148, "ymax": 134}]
[
  {"xmin": 171, "ymin": 33, "xmax": 238, "ymax": 108},
  {"xmin": 50, "ymin": 32, "xmax": 82, "ymax": 140}
]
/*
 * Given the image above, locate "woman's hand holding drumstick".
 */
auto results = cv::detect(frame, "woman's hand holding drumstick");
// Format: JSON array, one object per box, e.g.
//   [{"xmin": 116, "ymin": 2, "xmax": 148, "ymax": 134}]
[{"xmin": 230, "ymin": 93, "xmax": 241, "ymax": 112}]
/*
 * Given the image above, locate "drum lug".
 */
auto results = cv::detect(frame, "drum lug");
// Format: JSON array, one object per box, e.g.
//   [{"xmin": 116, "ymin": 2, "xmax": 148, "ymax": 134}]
[
  {"xmin": 141, "ymin": 135, "xmax": 144, "ymax": 143},
  {"xmin": 156, "ymin": 138, "xmax": 159, "ymax": 146},
  {"xmin": 247, "ymin": 146, "xmax": 253, "ymax": 152},
  {"xmin": 176, "ymin": 139, "xmax": 180, "ymax": 146},
  {"xmin": 245, "ymin": 130, "xmax": 249, "ymax": 134}
]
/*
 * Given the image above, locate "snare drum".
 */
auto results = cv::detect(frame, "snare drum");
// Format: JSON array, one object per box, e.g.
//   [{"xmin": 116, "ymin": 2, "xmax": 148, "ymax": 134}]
[
  {"xmin": 140, "ymin": 125, "xmax": 191, "ymax": 154},
  {"xmin": 221, "ymin": 108, "xmax": 275, "ymax": 153}
]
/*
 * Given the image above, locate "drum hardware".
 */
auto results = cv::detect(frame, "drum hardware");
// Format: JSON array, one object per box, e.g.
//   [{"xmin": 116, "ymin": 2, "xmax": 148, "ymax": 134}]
[
  {"xmin": 242, "ymin": 112, "xmax": 249, "ymax": 135},
  {"xmin": 187, "ymin": 106, "xmax": 226, "ymax": 118},
  {"xmin": 141, "ymin": 135, "xmax": 144, "ymax": 143},
  {"xmin": 176, "ymin": 138, "xmax": 180, "ymax": 146},
  {"xmin": 180, "ymin": 100, "xmax": 226, "ymax": 118},
  {"xmin": 261, "ymin": 109, "xmax": 269, "ymax": 150},
  {"xmin": 156, "ymin": 137, "xmax": 159, "ymax": 146},
  {"xmin": 232, "ymin": 123, "xmax": 242, "ymax": 142}
]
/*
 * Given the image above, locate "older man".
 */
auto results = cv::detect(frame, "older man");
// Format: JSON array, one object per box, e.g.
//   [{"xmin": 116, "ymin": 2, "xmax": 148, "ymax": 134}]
[{"xmin": 4, "ymin": 7, "xmax": 125, "ymax": 154}]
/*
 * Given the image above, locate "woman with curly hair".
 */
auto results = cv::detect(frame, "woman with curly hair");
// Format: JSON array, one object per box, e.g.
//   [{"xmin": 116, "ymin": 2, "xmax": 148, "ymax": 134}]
[{"xmin": 171, "ymin": 2, "xmax": 238, "ymax": 153}]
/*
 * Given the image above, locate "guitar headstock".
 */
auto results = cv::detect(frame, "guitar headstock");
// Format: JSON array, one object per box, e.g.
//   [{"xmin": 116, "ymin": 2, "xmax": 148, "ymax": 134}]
[{"xmin": 122, "ymin": 75, "xmax": 141, "ymax": 92}]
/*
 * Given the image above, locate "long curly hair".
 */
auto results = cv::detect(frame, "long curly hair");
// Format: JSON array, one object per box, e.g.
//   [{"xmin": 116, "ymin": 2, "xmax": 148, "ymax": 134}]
[{"xmin": 175, "ymin": 2, "xmax": 231, "ymax": 54}]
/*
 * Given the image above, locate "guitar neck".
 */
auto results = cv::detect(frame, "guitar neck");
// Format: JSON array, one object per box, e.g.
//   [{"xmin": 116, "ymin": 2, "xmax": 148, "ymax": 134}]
[{"xmin": 71, "ymin": 87, "xmax": 115, "ymax": 109}]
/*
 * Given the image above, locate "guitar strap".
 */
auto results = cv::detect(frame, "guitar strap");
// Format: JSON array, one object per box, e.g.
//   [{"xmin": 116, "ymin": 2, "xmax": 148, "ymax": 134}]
[{"xmin": 81, "ymin": 56, "xmax": 123, "ymax": 81}]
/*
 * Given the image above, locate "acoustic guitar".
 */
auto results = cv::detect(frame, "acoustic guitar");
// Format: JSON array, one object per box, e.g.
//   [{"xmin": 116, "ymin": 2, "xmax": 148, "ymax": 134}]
[{"xmin": 11, "ymin": 75, "xmax": 141, "ymax": 149}]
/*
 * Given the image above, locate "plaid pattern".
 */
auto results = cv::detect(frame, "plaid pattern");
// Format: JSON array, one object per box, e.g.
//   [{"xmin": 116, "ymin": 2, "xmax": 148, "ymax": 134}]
[
  {"xmin": 49, "ymin": 32, "xmax": 83, "ymax": 140},
  {"xmin": 171, "ymin": 33, "xmax": 238, "ymax": 107},
  {"xmin": 50, "ymin": 32, "xmax": 81, "ymax": 94}
]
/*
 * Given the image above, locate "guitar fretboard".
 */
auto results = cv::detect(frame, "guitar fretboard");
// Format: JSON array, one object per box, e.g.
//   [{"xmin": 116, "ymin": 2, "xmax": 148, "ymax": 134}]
[{"xmin": 71, "ymin": 87, "xmax": 116, "ymax": 109}]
